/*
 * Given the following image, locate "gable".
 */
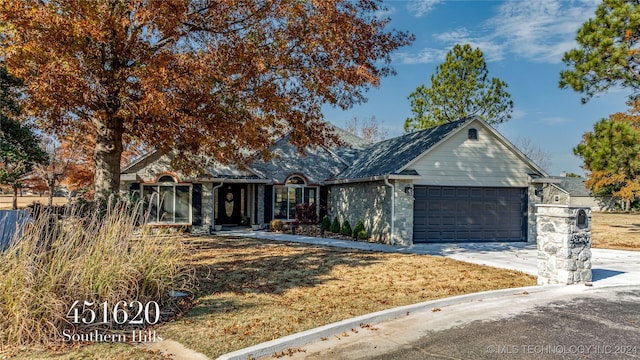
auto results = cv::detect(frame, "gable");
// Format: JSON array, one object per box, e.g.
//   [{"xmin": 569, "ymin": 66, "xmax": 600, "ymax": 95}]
[
  {"xmin": 250, "ymin": 137, "xmax": 348, "ymax": 185},
  {"xmin": 406, "ymin": 121, "xmax": 544, "ymax": 187}
]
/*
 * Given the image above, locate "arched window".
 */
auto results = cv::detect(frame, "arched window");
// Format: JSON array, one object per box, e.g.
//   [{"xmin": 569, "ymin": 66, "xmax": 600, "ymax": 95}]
[
  {"xmin": 468, "ymin": 128, "xmax": 478, "ymax": 140},
  {"xmin": 274, "ymin": 175, "xmax": 317, "ymax": 220},
  {"xmin": 286, "ymin": 176, "xmax": 306, "ymax": 185},
  {"xmin": 157, "ymin": 175, "xmax": 176, "ymax": 183}
]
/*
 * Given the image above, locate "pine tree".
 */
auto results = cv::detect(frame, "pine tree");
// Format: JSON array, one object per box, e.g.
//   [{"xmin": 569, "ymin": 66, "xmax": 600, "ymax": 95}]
[{"xmin": 405, "ymin": 44, "xmax": 513, "ymax": 131}]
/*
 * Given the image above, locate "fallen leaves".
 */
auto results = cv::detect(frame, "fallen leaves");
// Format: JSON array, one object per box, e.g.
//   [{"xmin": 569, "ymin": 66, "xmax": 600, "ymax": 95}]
[
  {"xmin": 272, "ymin": 348, "xmax": 306, "ymax": 358},
  {"xmin": 157, "ymin": 236, "xmax": 535, "ymax": 358}
]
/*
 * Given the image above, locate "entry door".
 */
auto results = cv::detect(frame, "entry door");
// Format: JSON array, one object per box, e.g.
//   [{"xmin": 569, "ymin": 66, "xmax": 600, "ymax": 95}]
[{"xmin": 218, "ymin": 185, "xmax": 243, "ymax": 225}]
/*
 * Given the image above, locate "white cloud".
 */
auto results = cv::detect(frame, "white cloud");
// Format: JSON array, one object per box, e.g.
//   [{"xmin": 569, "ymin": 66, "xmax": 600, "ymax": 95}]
[
  {"xmin": 433, "ymin": 29, "xmax": 470, "ymax": 42},
  {"xmin": 374, "ymin": 5, "xmax": 397, "ymax": 19},
  {"xmin": 540, "ymin": 116, "xmax": 571, "ymax": 125},
  {"xmin": 487, "ymin": 0, "xmax": 599, "ymax": 63},
  {"xmin": 394, "ymin": 47, "xmax": 448, "ymax": 64},
  {"xmin": 401, "ymin": 0, "xmax": 599, "ymax": 65},
  {"xmin": 511, "ymin": 108, "xmax": 527, "ymax": 120},
  {"xmin": 407, "ymin": 0, "xmax": 444, "ymax": 17}
]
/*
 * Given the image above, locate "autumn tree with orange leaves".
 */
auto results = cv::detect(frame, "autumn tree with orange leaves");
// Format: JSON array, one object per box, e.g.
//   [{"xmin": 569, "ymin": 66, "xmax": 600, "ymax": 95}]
[
  {"xmin": 1, "ymin": 0, "xmax": 413, "ymax": 201},
  {"xmin": 574, "ymin": 107, "xmax": 640, "ymax": 210}
]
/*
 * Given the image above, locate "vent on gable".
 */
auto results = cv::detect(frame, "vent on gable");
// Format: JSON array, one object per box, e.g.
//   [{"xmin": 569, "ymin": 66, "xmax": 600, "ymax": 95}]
[{"xmin": 468, "ymin": 128, "xmax": 478, "ymax": 140}]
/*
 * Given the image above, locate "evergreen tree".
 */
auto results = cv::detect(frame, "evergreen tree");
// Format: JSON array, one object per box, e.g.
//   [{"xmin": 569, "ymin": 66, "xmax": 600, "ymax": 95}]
[
  {"xmin": 574, "ymin": 110, "xmax": 640, "ymax": 209},
  {"xmin": 560, "ymin": 0, "xmax": 640, "ymax": 103},
  {"xmin": 404, "ymin": 44, "xmax": 513, "ymax": 131},
  {"xmin": 0, "ymin": 66, "xmax": 48, "ymax": 209}
]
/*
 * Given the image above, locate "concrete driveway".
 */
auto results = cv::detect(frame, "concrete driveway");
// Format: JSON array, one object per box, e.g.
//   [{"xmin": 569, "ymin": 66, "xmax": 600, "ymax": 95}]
[{"xmin": 216, "ymin": 231, "xmax": 640, "ymax": 360}]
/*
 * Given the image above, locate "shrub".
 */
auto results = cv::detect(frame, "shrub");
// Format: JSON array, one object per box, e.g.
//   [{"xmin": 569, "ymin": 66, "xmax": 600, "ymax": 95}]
[
  {"xmin": 330, "ymin": 217, "xmax": 341, "ymax": 233},
  {"xmin": 352, "ymin": 220, "xmax": 366, "ymax": 238},
  {"xmin": 0, "ymin": 198, "xmax": 194, "ymax": 346},
  {"xmin": 295, "ymin": 203, "xmax": 318, "ymax": 224},
  {"xmin": 270, "ymin": 219, "xmax": 284, "ymax": 231},
  {"xmin": 321, "ymin": 215, "xmax": 331, "ymax": 232},
  {"xmin": 357, "ymin": 230, "xmax": 369, "ymax": 240},
  {"xmin": 340, "ymin": 220, "xmax": 352, "ymax": 237}
]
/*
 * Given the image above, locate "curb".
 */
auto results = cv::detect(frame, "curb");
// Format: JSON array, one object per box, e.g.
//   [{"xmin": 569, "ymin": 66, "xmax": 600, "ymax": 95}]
[{"xmin": 216, "ymin": 284, "xmax": 568, "ymax": 360}]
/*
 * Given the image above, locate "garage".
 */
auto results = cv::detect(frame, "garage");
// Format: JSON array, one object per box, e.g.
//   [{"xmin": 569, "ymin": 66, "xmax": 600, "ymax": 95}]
[{"xmin": 413, "ymin": 186, "xmax": 528, "ymax": 243}]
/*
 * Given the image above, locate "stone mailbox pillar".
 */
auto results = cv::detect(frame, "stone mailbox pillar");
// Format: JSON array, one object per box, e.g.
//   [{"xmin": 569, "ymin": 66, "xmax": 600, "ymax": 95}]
[{"xmin": 535, "ymin": 205, "xmax": 592, "ymax": 285}]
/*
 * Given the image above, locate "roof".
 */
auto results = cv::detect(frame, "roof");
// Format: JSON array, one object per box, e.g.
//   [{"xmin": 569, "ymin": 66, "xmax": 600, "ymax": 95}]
[
  {"xmin": 249, "ymin": 136, "xmax": 348, "ymax": 184},
  {"xmin": 333, "ymin": 118, "xmax": 472, "ymax": 180},
  {"xmin": 550, "ymin": 177, "xmax": 592, "ymax": 197},
  {"xmin": 122, "ymin": 117, "xmax": 547, "ymax": 185}
]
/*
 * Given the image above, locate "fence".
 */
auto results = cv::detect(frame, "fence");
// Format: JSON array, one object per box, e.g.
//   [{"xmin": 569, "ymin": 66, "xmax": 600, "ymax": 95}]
[{"xmin": 0, "ymin": 210, "xmax": 30, "ymax": 250}]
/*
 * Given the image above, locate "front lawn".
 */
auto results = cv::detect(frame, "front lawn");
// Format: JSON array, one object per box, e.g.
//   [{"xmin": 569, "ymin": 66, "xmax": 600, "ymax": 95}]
[
  {"xmin": 161, "ymin": 236, "xmax": 535, "ymax": 358},
  {"xmin": 592, "ymin": 212, "xmax": 640, "ymax": 250},
  {"xmin": 5, "ymin": 236, "xmax": 536, "ymax": 359}
]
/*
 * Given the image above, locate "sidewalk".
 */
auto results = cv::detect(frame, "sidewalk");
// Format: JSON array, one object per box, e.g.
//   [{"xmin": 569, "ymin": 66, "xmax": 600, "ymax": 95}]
[{"xmin": 216, "ymin": 230, "xmax": 640, "ymax": 360}]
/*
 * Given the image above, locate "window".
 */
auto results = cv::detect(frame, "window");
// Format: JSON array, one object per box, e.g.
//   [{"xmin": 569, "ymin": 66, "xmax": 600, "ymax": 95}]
[
  {"xmin": 468, "ymin": 128, "xmax": 478, "ymax": 140},
  {"xmin": 274, "ymin": 176, "xmax": 318, "ymax": 220},
  {"xmin": 142, "ymin": 177, "xmax": 192, "ymax": 224},
  {"xmin": 554, "ymin": 195, "xmax": 560, "ymax": 203}
]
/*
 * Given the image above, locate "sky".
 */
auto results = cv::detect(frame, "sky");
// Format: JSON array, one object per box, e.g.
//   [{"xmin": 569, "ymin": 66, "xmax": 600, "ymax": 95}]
[{"xmin": 322, "ymin": 0, "xmax": 630, "ymax": 177}]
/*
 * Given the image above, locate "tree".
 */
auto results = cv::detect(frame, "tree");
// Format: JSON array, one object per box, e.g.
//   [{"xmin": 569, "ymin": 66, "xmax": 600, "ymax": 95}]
[
  {"xmin": 404, "ymin": 44, "xmax": 513, "ymax": 131},
  {"xmin": 560, "ymin": 0, "xmax": 640, "ymax": 103},
  {"xmin": 0, "ymin": 66, "xmax": 48, "ymax": 209},
  {"xmin": 573, "ymin": 110, "xmax": 640, "ymax": 210},
  {"xmin": 30, "ymin": 135, "xmax": 78, "ymax": 207},
  {"xmin": 514, "ymin": 137, "xmax": 552, "ymax": 173},
  {"xmin": 345, "ymin": 116, "xmax": 388, "ymax": 143},
  {"xmin": 1, "ymin": 0, "xmax": 413, "ymax": 201}
]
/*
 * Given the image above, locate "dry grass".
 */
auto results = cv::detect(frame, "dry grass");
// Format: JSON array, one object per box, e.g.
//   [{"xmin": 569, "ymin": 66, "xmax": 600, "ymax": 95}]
[
  {"xmin": 0, "ymin": 201, "xmax": 194, "ymax": 358},
  {"xmin": 0, "ymin": 196, "xmax": 67, "ymax": 210},
  {"xmin": 592, "ymin": 212, "xmax": 640, "ymax": 250},
  {"xmin": 5, "ymin": 236, "xmax": 535, "ymax": 359},
  {"xmin": 158, "ymin": 236, "xmax": 536, "ymax": 358},
  {"xmin": 7, "ymin": 212, "xmax": 638, "ymax": 358}
]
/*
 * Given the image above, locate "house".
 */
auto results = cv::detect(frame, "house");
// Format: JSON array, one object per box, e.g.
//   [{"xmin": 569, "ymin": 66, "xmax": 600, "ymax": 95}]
[
  {"xmin": 535, "ymin": 176, "xmax": 614, "ymax": 211},
  {"xmin": 119, "ymin": 117, "xmax": 548, "ymax": 245}
]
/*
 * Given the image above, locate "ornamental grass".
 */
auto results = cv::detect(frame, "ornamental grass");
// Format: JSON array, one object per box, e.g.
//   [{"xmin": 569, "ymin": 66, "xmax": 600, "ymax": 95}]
[{"xmin": 0, "ymin": 198, "xmax": 194, "ymax": 347}]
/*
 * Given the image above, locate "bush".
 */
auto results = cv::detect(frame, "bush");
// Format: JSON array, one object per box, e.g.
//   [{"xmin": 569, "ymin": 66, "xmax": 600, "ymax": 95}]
[
  {"xmin": 0, "ymin": 199, "xmax": 195, "ymax": 346},
  {"xmin": 330, "ymin": 217, "xmax": 341, "ymax": 233},
  {"xmin": 321, "ymin": 215, "xmax": 331, "ymax": 232},
  {"xmin": 340, "ymin": 220, "xmax": 352, "ymax": 237},
  {"xmin": 270, "ymin": 219, "xmax": 284, "ymax": 231},
  {"xmin": 357, "ymin": 230, "xmax": 369, "ymax": 240},
  {"xmin": 352, "ymin": 220, "xmax": 366, "ymax": 238},
  {"xmin": 295, "ymin": 203, "xmax": 318, "ymax": 224}
]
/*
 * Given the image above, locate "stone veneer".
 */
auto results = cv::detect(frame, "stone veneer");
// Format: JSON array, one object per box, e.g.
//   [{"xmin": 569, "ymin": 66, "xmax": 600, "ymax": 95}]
[
  {"xmin": 536, "ymin": 204, "xmax": 592, "ymax": 285},
  {"xmin": 329, "ymin": 180, "xmax": 413, "ymax": 246}
]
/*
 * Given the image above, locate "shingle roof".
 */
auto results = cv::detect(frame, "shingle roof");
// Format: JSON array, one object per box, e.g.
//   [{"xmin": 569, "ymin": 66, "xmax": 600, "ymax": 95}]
[
  {"xmin": 122, "ymin": 118, "xmax": 475, "ymax": 184},
  {"xmin": 333, "ymin": 118, "xmax": 472, "ymax": 180},
  {"xmin": 552, "ymin": 177, "xmax": 592, "ymax": 197},
  {"xmin": 204, "ymin": 163, "xmax": 264, "ymax": 180},
  {"xmin": 249, "ymin": 136, "xmax": 348, "ymax": 184}
]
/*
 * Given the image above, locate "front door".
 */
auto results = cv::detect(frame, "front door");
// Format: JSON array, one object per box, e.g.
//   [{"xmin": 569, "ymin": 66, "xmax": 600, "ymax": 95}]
[{"xmin": 218, "ymin": 184, "xmax": 244, "ymax": 225}]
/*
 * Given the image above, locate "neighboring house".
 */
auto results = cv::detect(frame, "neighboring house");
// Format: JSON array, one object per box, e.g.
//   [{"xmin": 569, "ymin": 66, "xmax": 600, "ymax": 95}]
[
  {"xmin": 536, "ymin": 176, "xmax": 614, "ymax": 211},
  {"xmin": 120, "ymin": 117, "xmax": 547, "ymax": 245}
]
